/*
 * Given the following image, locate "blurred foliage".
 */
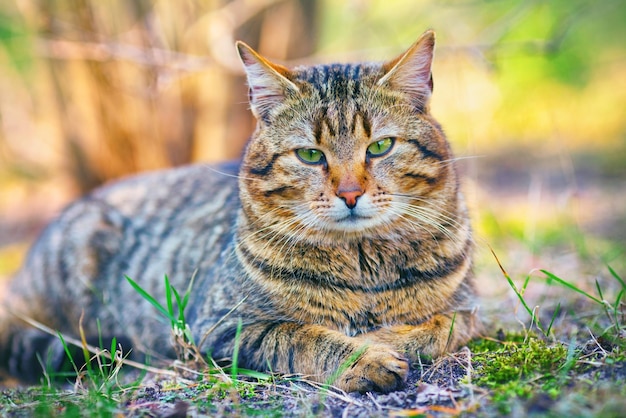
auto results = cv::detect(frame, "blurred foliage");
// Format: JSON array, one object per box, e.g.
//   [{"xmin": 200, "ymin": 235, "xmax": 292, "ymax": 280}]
[
  {"xmin": 0, "ymin": 0, "xmax": 624, "ymax": 181},
  {"xmin": 0, "ymin": 8, "xmax": 32, "ymax": 74},
  {"xmin": 0, "ymin": 0, "xmax": 624, "ymax": 262}
]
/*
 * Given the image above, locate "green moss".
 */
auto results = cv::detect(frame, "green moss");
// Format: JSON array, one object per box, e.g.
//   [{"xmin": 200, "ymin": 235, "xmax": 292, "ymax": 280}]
[{"xmin": 469, "ymin": 333, "xmax": 579, "ymax": 415}]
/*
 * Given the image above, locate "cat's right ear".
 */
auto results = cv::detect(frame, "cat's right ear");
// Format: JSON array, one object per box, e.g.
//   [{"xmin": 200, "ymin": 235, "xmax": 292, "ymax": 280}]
[{"xmin": 236, "ymin": 42, "xmax": 299, "ymax": 121}]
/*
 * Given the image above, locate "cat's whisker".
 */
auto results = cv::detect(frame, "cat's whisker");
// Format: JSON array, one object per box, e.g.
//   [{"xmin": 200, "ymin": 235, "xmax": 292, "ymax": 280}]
[
  {"xmin": 234, "ymin": 213, "xmax": 309, "ymax": 274},
  {"xmin": 385, "ymin": 207, "xmax": 443, "ymax": 245},
  {"xmin": 242, "ymin": 202, "xmax": 314, "ymax": 266},
  {"xmin": 397, "ymin": 205, "xmax": 459, "ymax": 238},
  {"xmin": 255, "ymin": 211, "xmax": 320, "ymax": 278},
  {"xmin": 235, "ymin": 207, "xmax": 293, "ymax": 248},
  {"xmin": 388, "ymin": 201, "xmax": 460, "ymax": 244},
  {"xmin": 390, "ymin": 202, "xmax": 460, "ymax": 233},
  {"xmin": 434, "ymin": 155, "xmax": 483, "ymax": 166},
  {"xmin": 200, "ymin": 164, "xmax": 257, "ymax": 181},
  {"xmin": 387, "ymin": 204, "xmax": 447, "ymax": 236},
  {"xmin": 389, "ymin": 194, "xmax": 464, "ymax": 228}
]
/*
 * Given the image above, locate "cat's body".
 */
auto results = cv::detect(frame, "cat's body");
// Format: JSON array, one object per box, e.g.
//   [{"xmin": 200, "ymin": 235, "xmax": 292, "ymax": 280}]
[{"xmin": 0, "ymin": 31, "xmax": 479, "ymax": 393}]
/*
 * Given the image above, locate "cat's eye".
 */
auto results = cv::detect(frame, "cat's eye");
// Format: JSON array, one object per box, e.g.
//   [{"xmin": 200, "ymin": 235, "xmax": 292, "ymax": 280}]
[
  {"xmin": 296, "ymin": 148, "xmax": 325, "ymax": 164},
  {"xmin": 367, "ymin": 137, "xmax": 395, "ymax": 157}
]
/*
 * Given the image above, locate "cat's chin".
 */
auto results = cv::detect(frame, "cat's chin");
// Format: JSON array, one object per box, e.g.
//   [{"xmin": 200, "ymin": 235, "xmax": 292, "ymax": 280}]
[
  {"xmin": 332, "ymin": 214, "xmax": 380, "ymax": 231},
  {"xmin": 318, "ymin": 215, "xmax": 394, "ymax": 239}
]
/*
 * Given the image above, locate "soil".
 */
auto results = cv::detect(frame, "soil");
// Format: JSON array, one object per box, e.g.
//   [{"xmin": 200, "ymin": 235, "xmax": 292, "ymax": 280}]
[{"xmin": 1, "ymin": 149, "xmax": 625, "ymax": 416}]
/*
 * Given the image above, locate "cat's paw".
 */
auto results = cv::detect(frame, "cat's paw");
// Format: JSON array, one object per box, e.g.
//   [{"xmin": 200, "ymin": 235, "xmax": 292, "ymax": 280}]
[{"xmin": 334, "ymin": 345, "xmax": 409, "ymax": 393}]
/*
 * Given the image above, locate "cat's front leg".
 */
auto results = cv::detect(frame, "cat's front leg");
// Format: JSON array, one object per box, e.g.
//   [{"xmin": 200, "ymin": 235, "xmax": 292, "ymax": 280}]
[
  {"xmin": 235, "ymin": 321, "xmax": 409, "ymax": 393},
  {"xmin": 363, "ymin": 312, "xmax": 479, "ymax": 362}
]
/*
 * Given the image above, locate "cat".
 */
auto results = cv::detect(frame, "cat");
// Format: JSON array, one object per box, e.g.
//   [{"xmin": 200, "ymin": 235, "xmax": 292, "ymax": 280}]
[{"xmin": 0, "ymin": 30, "xmax": 479, "ymax": 393}]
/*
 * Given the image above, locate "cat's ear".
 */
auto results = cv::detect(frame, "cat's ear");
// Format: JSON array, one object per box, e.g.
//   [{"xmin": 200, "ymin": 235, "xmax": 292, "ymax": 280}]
[
  {"xmin": 377, "ymin": 30, "xmax": 435, "ymax": 111},
  {"xmin": 236, "ymin": 41, "xmax": 299, "ymax": 120}
]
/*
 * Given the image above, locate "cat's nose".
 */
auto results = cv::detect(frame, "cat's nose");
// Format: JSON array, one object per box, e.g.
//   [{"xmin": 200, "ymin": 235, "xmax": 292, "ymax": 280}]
[{"xmin": 338, "ymin": 189, "xmax": 363, "ymax": 209}]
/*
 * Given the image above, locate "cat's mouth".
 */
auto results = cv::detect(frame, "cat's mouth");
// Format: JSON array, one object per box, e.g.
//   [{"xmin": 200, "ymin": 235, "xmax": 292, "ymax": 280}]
[
  {"xmin": 301, "ymin": 197, "xmax": 388, "ymax": 234},
  {"xmin": 329, "ymin": 211, "xmax": 383, "ymax": 233},
  {"xmin": 337, "ymin": 212, "xmax": 372, "ymax": 223}
]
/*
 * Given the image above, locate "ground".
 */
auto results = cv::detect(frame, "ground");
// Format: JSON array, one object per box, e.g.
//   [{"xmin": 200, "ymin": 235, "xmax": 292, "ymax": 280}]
[{"xmin": 1, "ymin": 150, "xmax": 625, "ymax": 417}]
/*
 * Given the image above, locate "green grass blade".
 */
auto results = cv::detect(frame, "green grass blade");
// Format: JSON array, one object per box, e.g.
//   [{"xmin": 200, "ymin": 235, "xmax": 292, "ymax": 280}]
[
  {"xmin": 595, "ymin": 279, "xmax": 605, "ymax": 302},
  {"xmin": 170, "ymin": 287, "xmax": 194, "ymax": 344},
  {"xmin": 324, "ymin": 344, "xmax": 369, "ymax": 389},
  {"xmin": 521, "ymin": 275, "xmax": 531, "ymax": 296},
  {"xmin": 57, "ymin": 332, "xmax": 79, "ymax": 376},
  {"xmin": 181, "ymin": 271, "xmax": 197, "ymax": 310},
  {"xmin": 97, "ymin": 319, "xmax": 103, "ymax": 354},
  {"xmin": 125, "ymin": 275, "xmax": 173, "ymax": 321},
  {"xmin": 546, "ymin": 302, "xmax": 561, "ymax": 337},
  {"xmin": 109, "ymin": 336, "xmax": 117, "ymax": 375},
  {"xmin": 614, "ymin": 289, "xmax": 624, "ymax": 324},
  {"xmin": 541, "ymin": 270, "xmax": 603, "ymax": 305},
  {"xmin": 491, "ymin": 249, "xmax": 544, "ymax": 332},
  {"xmin": 171, "ymin": 286, "xmax": 185, "ymax": 324},
  {"xmin": 608, "ymin": 265, "xmax": 626, "ymax": 290},
  {"xmin": 231, "ymin": 319, "xmax": 243, "ymax": 382},
  {"xmin": 164, "ymin": 275, "xmax": 175, "ymax": 327},
  {"xmin": 445, "ymin": 311, "xmax": 457, "ymax": 351},
  {"xmin": 235, "ymin": 368, "xmax": 272, "ymax": 380}
]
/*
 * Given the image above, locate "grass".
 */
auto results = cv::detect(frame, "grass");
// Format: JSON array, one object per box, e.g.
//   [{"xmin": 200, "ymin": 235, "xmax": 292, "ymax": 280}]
[
  {"xmin": 1, "ymin": 251, "xmax": 625, "ymax": 416},
  {"xmin": 125, "ymin": 274, "xmax": 196, "ymax": 353},
  {"xmin": 464, "ymin": 247, "xmax": 626, "ymax": 416},
  {"xmin": 1, "ymin": 330, "xmax": 145, "ymax": 417}
]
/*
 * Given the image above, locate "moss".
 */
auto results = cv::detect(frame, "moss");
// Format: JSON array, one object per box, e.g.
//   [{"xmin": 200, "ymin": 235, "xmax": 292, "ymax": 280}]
[{"xmin": 469, "ymin": 333, "xmax": 578, "ymax": 415}]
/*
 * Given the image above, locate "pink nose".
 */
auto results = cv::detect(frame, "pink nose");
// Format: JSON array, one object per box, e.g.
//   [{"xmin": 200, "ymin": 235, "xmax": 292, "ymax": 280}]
[{"xmin": 337, "ymin": 189, "xmax": 363, "ymax": 209}]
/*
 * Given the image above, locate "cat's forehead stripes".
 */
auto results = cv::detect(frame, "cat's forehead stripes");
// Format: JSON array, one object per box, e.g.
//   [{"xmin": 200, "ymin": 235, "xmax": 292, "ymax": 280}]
[
  {"xmin": 353, "ymin": 111, "xmax": 372, "ymax": 138},
  {"xmin": 296, "ymin": 63, "xmax": 374, "ymax": 100},
  {"xmin": 297, "ymin": 63, "xmax": 378, "ymax": 149},
  {"xmin": 312, "ymin": 106, "xmax": 336, "ymax": 145}
]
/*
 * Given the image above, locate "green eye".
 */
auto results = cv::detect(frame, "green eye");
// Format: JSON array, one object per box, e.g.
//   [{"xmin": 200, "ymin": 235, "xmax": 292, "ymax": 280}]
[
  {"xmin": 367, "ymin": 137, "xmax": 395, "ymax": 157},
  {"xmin": 296, "ymin": 148, "xmax": 325, "ymax": 164}
]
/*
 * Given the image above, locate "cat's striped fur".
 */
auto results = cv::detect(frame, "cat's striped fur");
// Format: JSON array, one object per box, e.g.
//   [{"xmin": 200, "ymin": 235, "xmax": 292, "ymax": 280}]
[{"xmin": 0, "ymin": 30, "xmax": 479, "ymax": 393}]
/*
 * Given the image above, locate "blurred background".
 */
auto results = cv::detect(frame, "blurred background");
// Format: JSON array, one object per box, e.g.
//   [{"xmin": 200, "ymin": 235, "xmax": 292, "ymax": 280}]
[{"xmin": 0, "ymin": 0, "xmax": 625, "ymax": 311}]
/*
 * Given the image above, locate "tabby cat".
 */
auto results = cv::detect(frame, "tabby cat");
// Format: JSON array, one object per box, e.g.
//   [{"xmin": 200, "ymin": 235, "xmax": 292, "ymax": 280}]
[{"xmin": 0, "ymin": 30, "xmax": 479, "ymax": 393}]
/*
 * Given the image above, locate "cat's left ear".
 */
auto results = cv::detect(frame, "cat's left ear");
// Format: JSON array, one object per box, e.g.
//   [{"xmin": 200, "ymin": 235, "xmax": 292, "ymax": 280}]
[
  {"xmin": 377, "ymin": 30, "xmax": 435, "ymax": 111},
  {"xmin": 236, "ymin": 41, "xmax": 299, "ymax": 121}
]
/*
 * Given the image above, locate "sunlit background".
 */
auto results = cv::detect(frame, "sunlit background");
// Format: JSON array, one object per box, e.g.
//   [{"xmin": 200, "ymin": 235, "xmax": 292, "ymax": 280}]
[{"xmin": 1, "ymin": 0, "xmax": 625, "ymax": 316}]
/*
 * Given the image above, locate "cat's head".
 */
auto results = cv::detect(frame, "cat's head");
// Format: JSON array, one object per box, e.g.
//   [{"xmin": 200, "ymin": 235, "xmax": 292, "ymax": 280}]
[{"xmin": 236, "ymin": 30, "xmax": 459, "ymax": 243}]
